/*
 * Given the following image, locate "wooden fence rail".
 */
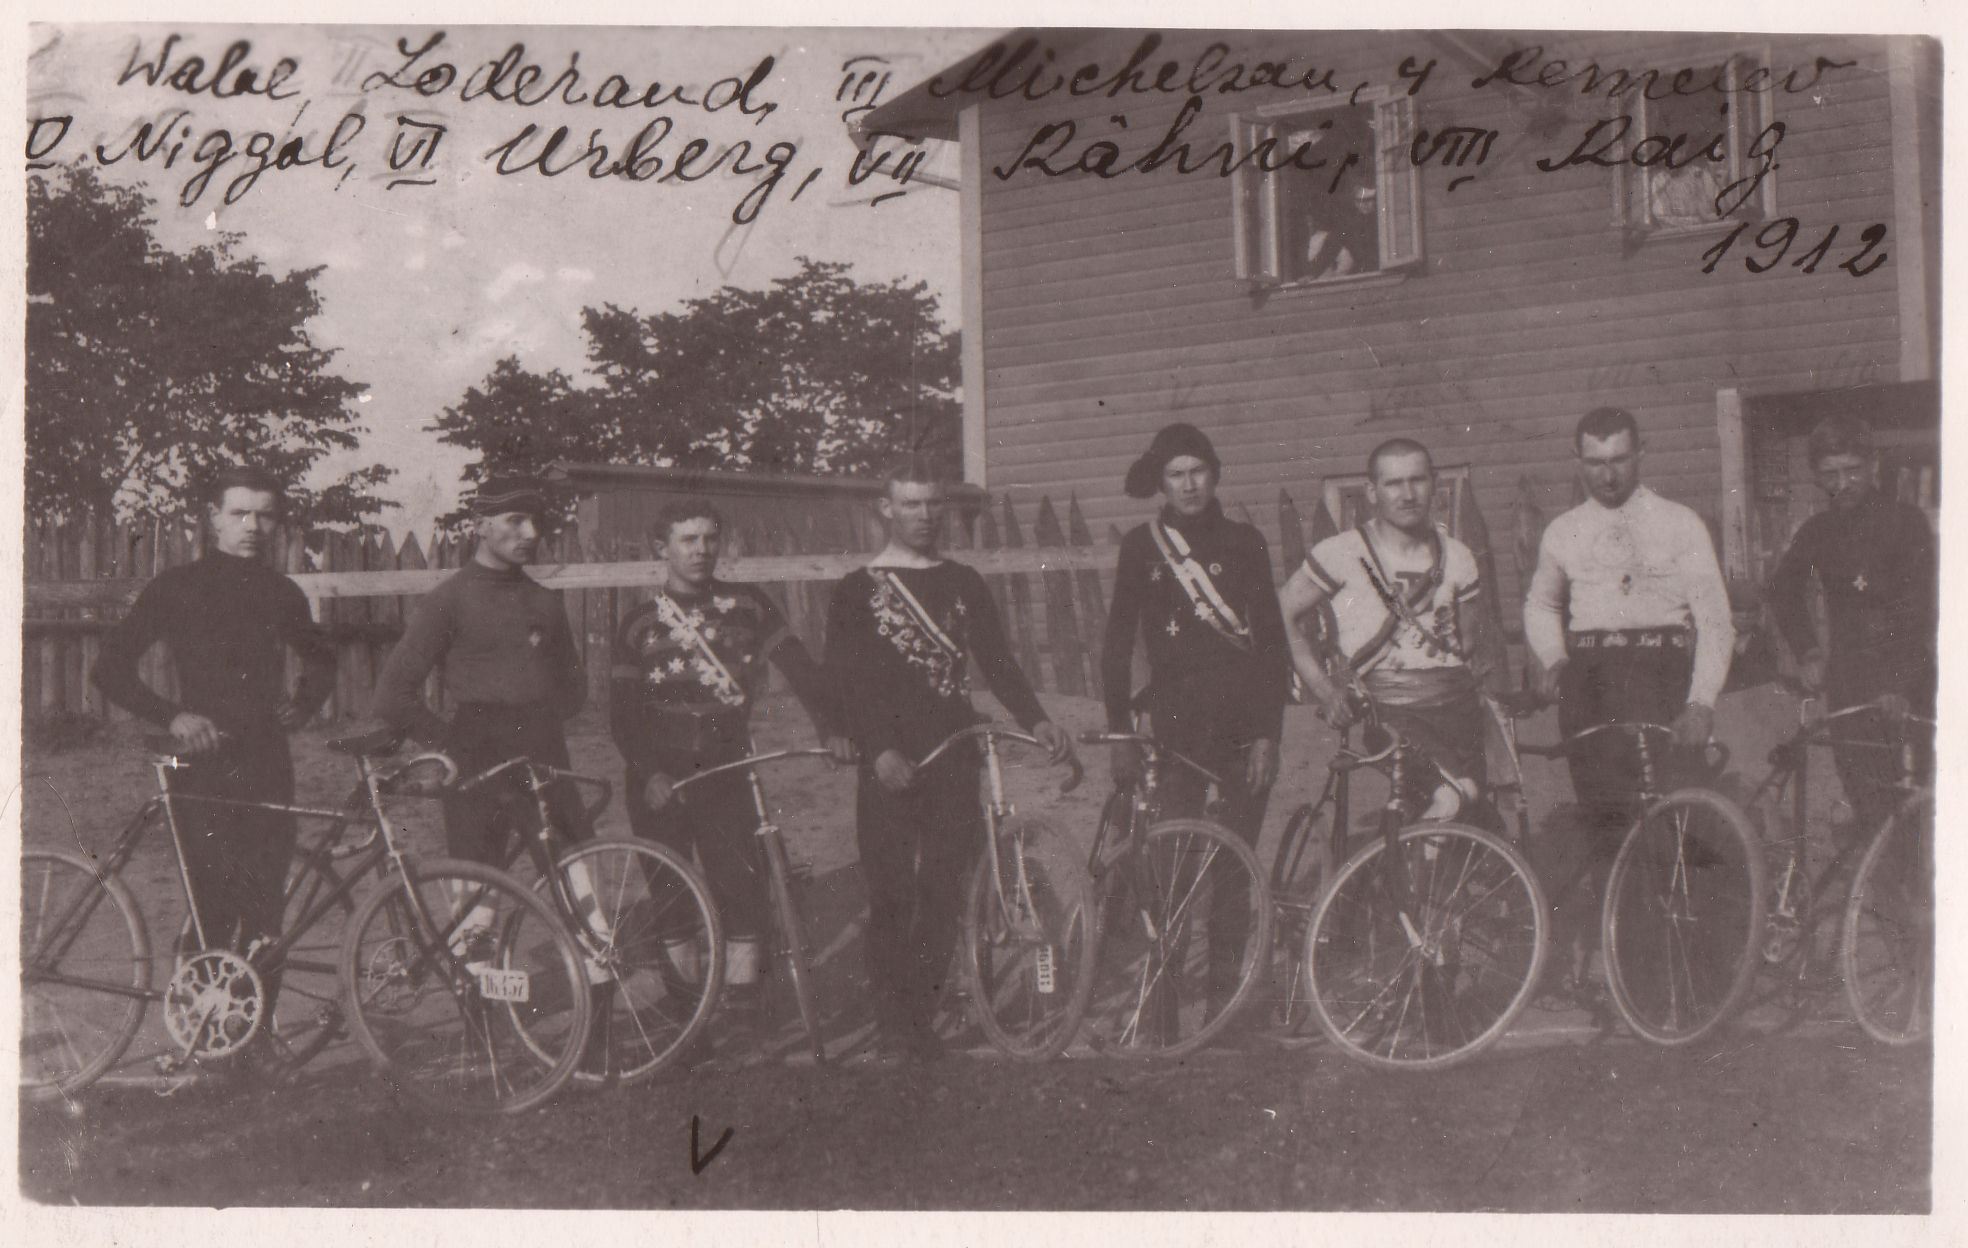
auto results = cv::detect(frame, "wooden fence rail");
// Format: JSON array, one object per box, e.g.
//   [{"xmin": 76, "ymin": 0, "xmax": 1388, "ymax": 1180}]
[{"xmin": 23, "ymin": 483, "xmax": 1532, "ymax": 723}]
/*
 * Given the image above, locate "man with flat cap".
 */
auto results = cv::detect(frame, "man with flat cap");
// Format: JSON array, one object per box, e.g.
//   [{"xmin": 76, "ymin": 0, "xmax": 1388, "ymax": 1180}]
[
  {"xmin": 1101, "ymin": 423, "xmax": 1291, "ymax": 1015},
  {"xmin": 370, "ymin": 474, "xmax": 588, "ymax": 867}
]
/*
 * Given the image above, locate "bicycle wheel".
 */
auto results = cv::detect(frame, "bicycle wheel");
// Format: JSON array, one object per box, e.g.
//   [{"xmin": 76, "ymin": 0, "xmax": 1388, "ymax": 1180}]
[
  {"xmin": 761, "ymin": 830, "xmax": 826, "ymax": 1065},
  {"xmin": 960, "ymin": 814, "xmax": 1097, "ymax": 1060},
  {"xmin": 1259, "ymin": 802, "xmax": 1329, "ymax": 1037},
  {"xmin": 524, "ymin": 839, "xmax": 724, "ymax": 1084},
  {"xmin": 21, "ymin": 851, "xmax": 152, "ymax": 1093},
  {"xmin": 1081, "ymin": 817, "xmax": 1272, "ymax": 1059},
  {"xmin": 342, "ymin": 857, "xmax": 591, "ymax": 1114},
  {"xmin": 1842, "ymin": 795, "xmax": 1932, "ymax": 1046},
  {"xmin": 1602, "ymin": 789, "xmax": 1764, "ymax": 1046},
  {"xmin": 1307, "ymin": 821, "xmax": 1547, "ymax": 1070}
]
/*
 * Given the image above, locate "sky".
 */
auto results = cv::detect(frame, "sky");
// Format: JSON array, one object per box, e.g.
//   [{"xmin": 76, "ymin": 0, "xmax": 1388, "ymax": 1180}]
[{"xmin": 27, "ymin": 22, "xmax": 983, "ymax": 536}]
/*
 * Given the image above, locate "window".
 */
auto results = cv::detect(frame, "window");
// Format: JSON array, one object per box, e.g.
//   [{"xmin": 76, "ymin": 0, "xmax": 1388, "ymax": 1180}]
[
  {"xmin": 1612, "ymin": 51, "xmax": 1777, "ymax": 236},
  {"xmin": 1230, "ymin": 91, "xmax": 1421, "ymax": 288}
]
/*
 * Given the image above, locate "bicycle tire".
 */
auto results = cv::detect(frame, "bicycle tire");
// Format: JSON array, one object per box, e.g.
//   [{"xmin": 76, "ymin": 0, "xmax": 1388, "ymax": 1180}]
[
  {"xmin": 341, "ymin": 857, "xmax": 590, "ymax": 1115},
  {"xmin": 1306, "ymin": 821, "xmax": 1547, "ymax": 1070},
  {"xmin": 524, "ymin": 839, "xmax": 725, "ymax": 1084},
  {"xmin": 1081, "ymin": 817, "xmax": 1272, "ymax": 1059},
  {"xmin": 1602, "ymin": 788, "xmax": 1765, "ymax": 1046},
  {"xmin": 1841, "ymin": 794, "xmax": 1932, "ymax": 1046},
  {"xmin": 20, "ymin": 851, "xmax": 152, "ymax": 1094},
  {"xmin": 1260, "ymin": 802, "xmax": 1326, "ymax": 1036},
  {"xmin": 960, "ymin": 814, "xmax": 1097, "ymax": 1060},
  {"xmin": 762, "ymin": 829, "xmax": 826, "ymax": 1065}
]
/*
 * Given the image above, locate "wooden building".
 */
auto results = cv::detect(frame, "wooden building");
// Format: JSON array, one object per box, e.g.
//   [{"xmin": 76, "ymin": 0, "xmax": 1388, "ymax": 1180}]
[{"xmin": 860, "ymin": 29, "xmax": 1941, "ymax": 606}]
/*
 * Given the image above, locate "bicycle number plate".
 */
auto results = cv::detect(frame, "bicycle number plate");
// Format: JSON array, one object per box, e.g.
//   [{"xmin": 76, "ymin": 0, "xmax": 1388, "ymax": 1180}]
[
  {"xmin": 477, "ymin": 969, "xmax": 531, "ymax": 1003},
  {"xmin": 1036, "ymin": 945, "xmax": 1056, "ymax": 995}
]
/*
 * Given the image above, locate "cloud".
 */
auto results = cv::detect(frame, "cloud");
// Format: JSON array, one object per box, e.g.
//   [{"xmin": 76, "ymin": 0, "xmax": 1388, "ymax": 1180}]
[{"xmin": 485, "ymin": 262, "xmax": 547, "ymax": 301}]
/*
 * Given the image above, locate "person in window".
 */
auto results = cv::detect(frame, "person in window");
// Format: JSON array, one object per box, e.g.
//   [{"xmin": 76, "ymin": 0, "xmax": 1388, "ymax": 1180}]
[{"xmin": 1767, "ymin": 415, "xmax": 1936, "ymax": 836}]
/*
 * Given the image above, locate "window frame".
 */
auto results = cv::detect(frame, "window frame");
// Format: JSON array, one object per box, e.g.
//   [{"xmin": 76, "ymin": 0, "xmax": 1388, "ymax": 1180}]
[
  {"xmin": 1609, "ymin": 48, "xmax": 1779, "ymax": 239},
  {"xmin": 1230, "ymin": 88, "xmax": 1423, "ymax": 291}
]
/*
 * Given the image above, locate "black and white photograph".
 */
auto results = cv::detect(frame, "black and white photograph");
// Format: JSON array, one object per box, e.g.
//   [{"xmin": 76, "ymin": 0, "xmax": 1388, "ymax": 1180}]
[{"xmin": 12, "ymin": 3, "xmax": 1951, "ymax": 1226}]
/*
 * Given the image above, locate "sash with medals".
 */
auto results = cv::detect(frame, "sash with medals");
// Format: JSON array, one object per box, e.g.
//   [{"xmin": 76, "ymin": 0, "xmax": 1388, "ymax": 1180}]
[
  {"xmin": 651, "ymin": 590, "xmax": 746, "ymax": 707},
  {"xmin": 875, "ymin": 569, "xmax": 969, "ymax": 698},
  {"xmin": 1346, "ymin": 524, "xmax": 1468, "ymax": 671},
  {"xmin": 1148, "ymin": 518, "xmax": 1253, "ymax": 651}
]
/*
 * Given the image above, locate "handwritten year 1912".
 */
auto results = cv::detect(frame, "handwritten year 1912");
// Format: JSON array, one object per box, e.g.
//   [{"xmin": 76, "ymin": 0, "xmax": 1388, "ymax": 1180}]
[{"xmin": 1699, "ymin": 218, "xmax": 1888, "ymax": 277}]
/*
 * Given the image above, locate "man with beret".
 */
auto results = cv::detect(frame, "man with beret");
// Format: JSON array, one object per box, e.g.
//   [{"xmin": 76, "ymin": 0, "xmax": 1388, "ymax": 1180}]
[
  {"xmin": 370, "ymin": 474, "xmax": 589, "ymax": 868},
  {"xmin": 1100, "ymin": 422, "xmax": 1291, "ymax": 1020}
]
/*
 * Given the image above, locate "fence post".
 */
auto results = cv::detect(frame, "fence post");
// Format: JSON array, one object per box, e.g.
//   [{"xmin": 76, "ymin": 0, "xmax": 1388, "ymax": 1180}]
[
  {"xmin": 1276, "ymin": 490, "xmax": 1307, "ymax": 582},
  {"xmin": 997, "ymin": 495, "xmax": 1048, "ymax": 693},
  {"xmin": 1066, "ymin": 496, "xmax": 1110, "ymax": 693},
  {"xmin": 1033, "ymin": 497, "xmax": 1087, "ymax": 696},
  {"xmin": 1458, "ymin": 478, "xmax": 1514, "ymax": 681},
  {"xmin": 79, "ymin": 510, "xmax": 103, "ymax": 715}
]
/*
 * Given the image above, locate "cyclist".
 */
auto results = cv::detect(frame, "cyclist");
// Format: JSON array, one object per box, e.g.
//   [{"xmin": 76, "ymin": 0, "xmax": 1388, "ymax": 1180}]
[
  {"xmin": 824, "ymin": 453, "xmax": 1072, "ymax": 1063},
  {"xmin": 1278, "ymin": 437, "xmax": 1505, "ymax": 826},
  {"xmin": 90, "ymin": 465, "xmax": 337, "ymax": 1063},
  {"xmin": 369, "ymin": 474, "xmax": 588, "ymax": 873},
  {"xmin": 1523, "ymin": 407, "xmax": 1736, "ymax": 990},
  {"xmin": 1767, "ymin": 415, "xmax": 1936, "ymax": 835},
  {"xmin": 1101, "ymin": 421, "xmax": 1289, "ymax": 1017},
  {"xmin": 612, "ymin": 499, "xmax": 853, "ymax": 1024}
]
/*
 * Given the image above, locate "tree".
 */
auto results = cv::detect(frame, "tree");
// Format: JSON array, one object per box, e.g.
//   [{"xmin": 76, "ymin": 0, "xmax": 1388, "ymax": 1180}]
[
  {"xmin": 26, "ymin": 165, "xmax": 391, "ymax": 524},
  {"xmin": 432, "ymin": 257, "xmax": 961, "ymax": 511}
]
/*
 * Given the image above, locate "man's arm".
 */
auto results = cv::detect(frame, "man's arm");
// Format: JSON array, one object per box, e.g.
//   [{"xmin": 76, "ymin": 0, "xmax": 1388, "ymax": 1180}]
[
  {"xmin": 1522, "ymin": 527, "xmax": 1571, "ymax": 699},
  {"xmin": 90, "ymin": 580, "xmax": 178, "ymax": 728},
  {"xmin": 1243, "ymin": 531, "xmax": 1290, "ymax": 747},
  {"xmin": 369, "ymin": 588, "xmax": 454, "ymax": 742},
  {"xmin": 964, "ymin": 566, "xmax": 1049, "ymax": 734},
  {"xmin": 1680, "ymin": 512, "xmax": 1737, "ymax": 711},
  {"xmin": 278, "ymin": 581, "xmax": 337, "ymax": 726},
  {"xmin": 608, "ymin": 604, "xmax": 660, "ymax": 769},
  {"xmin": 1278, "ymin": 562, "xmax": 1356, "ymax": 725},
  {"xmin": 824, "ymin": 573, "xmax": 901, "ymax": 762},
  {"xmin": 1100, "ymin": 531, "xmax": 1146, "ymax": 733}
]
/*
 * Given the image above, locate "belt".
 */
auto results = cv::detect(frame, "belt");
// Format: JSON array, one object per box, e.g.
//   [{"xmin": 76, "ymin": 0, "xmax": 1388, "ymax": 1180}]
[{"xmin": 1566, "ymin": 627, "xmax": 1690, "ymax": 651}]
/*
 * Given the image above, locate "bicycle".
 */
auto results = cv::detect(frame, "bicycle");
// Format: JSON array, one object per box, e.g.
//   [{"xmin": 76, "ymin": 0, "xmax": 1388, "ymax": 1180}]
[
  {"xmin": 1269, "ymin": 708, "xmax": 1549, "ymax": 1070},
  {"xmin": 1071, "ymin": 731, "xmax": 1272, "ymax": 1059},
  {"xmin": 1736, "ymin": 696, "xmax": 1911, "ymax": 1022},
  {"xmin": 21, "ymin": 733, "xmax": 593, "ymax": 1114},
  {"xmin": 905, "ymin": 723, "xmax": 1090, "ymax": 1061},
  {"xmin": 443, "ymin": 753, "xmax": 724, "ymax": 1085},
  {"xmin": 666, "ymin": 745, "xmax": 841, "ymax": 1065},
  {"xmin": 1498, "ymin": 697, "xmax": 1764, "ymax": 1047},
  {"xmin": 1838, "ymin": 707, "xmax": 1934, "ymax": 1046}
]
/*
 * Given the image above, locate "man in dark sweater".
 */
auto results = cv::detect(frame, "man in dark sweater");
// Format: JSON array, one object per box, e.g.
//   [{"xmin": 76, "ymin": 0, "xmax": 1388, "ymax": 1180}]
[
  {"xmin": 369, "ymin": 475, "xmax": 587, "ymax": 865},
  {"xmin": 92, "ymin": 466, "xmax": 336, "ymax": 995},
  {"xmin": 1768, "ymin": 415, "xmax": 1937, "ymax": 833},
  {"xmin": 1101, "ymin": 423, "xmax": 1289, "ymax": 1017},
  {"xmin": 825, "ymin": 454, "xmax": 1071, "ymax": 1061},
  {"xmin": 613, "ymin": 499, "xmax": 851, "ymax": 1010}
]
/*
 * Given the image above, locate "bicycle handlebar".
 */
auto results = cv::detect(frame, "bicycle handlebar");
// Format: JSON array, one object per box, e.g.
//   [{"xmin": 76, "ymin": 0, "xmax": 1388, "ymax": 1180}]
[
  {"xmin": 669, "ymin": 747, "xmax": 838, "ymax": 793},
  {"xmin": 923, "ymin": 725, "xmax": 1085, "ymax": 794},
  {"xmin": 1078, "ymin": 731, "xmax": 1226, "ymax": 790}
]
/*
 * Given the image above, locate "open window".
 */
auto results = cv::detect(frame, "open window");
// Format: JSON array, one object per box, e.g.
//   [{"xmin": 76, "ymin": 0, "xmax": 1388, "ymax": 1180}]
[
  {"xmin": 1612, "ymin": 51, "xmax": 1778, "ymax": 237},
  {"xmin": 1230, "ymin": 90, "xmax": 1422, "ymax": 289}
]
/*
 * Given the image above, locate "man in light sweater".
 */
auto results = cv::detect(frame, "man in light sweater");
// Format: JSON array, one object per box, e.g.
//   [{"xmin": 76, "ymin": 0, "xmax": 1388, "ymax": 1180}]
[{"xmin": 1524, "ymin": 407, "xmax": 1736, "ymax": 980}]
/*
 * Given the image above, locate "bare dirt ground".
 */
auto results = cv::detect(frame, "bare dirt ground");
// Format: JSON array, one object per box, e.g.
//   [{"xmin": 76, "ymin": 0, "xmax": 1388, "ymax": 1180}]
[{"xmin": 16, "ymin": 685, "xmax": 1931, "ymax": 1211}]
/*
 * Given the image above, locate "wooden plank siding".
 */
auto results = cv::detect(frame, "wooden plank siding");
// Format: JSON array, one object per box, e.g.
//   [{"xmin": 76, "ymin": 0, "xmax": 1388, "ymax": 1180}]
[{"xmin": 964, "ymin": 31, "xmax": 1910, "ymax": 620}]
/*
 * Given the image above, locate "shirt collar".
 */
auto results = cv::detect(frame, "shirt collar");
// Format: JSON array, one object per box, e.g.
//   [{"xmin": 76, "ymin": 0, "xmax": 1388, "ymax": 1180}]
[{"xmin": 1159, "ymin": 497, "xmax": 1225, "ymax": 538}]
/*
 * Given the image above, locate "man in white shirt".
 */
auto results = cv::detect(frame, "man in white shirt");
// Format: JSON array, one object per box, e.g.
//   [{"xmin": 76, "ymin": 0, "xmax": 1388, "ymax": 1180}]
[
  {"xmin": 1524, "ymin": 408, "xmax": 1736, "ymax": 979},
  {"xmin": 1280, "ymin": 437, "xmax": 1503, "ymax": 823}
]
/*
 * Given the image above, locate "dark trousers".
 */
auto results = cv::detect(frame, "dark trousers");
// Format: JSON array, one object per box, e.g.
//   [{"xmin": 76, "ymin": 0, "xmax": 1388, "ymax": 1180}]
[
  {"xmin": 1151, "ymin": 718, "xmax": 1273, "ymax": 993},
  {"xmin": 625, "ymin": 746, "xmax": 766, "ymax": 937},
  {"xmin": 1542, "ymin": 639, "xmax": 1695, "ymax": 966},
  {"xmin": 441, "ymin": 703, "xmax": 587, "ymax": 867},
  {"xmin": 855, "ymin": 750, "xmax": 984, "ymax": 1037},
  {"xmin": 164, "ymin": 737, "xmax": 297, "ymax": 1001}
]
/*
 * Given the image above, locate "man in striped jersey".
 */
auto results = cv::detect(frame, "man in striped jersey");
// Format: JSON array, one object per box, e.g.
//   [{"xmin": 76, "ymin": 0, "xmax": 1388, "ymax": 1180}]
[{"xmin": 1280, "ymin": 437, "xmax": 1504, "ymax": 820}]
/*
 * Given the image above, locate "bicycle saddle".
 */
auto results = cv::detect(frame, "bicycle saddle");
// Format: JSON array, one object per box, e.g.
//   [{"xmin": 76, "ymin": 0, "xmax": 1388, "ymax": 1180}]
[{"xmin": 326, "ymin": 727, "xmax": 404, "ymax": 757}]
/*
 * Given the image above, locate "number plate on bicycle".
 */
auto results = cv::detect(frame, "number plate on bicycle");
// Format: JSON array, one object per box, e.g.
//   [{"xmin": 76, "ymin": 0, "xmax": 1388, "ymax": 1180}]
[
  {"xmin": 476, "ymin": 969, "xmax": 531, "ymax": 1003},
  {"xmin": 1036, "ymin": 945, "xmax": 1056, "ymax": 995}
]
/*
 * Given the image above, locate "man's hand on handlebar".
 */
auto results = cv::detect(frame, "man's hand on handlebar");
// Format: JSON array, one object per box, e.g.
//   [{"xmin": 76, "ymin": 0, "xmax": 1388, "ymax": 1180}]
[
  {"xmin": 823, "ymin": 734, "xmax": 858, "ymax": 766},
  {"xmin": 1530, "ymin": 657, "xmax": 1567, "ymax": 705},
  {"xmin": 1670, "ymin": 701, "xmax": 1715, "ymax": 750},
  {"xmin": 1109, "ymin": 740, "xmax": 1145, "ymax": 789},
  {"xmin": 642, "ymin": 771, "xmax": 677, "ymax": 811},
  {"xmin": 874, "ymin": 749, "xmax": 916, "ymax": 793},
  {"xmin": 168, "ymin": 712, "xmax": 225, "ymax": 756},
  {"xmin": 1032, "ymin": 720, "xmax": 1072, "ymax": 766},
  {"xmin": 1245, "ymin": 737, "xmax": 1279, "ymax": 794}
]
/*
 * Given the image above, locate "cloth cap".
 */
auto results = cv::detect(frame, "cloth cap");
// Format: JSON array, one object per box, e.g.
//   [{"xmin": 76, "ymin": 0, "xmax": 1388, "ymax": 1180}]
[
  {"xmin": 1124, "ymin": 422, "xmax": 1221, "ymax": 499},
  {"xmin": 471, "ymin": 475, "xmax": 549, "ymax": 519}
]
